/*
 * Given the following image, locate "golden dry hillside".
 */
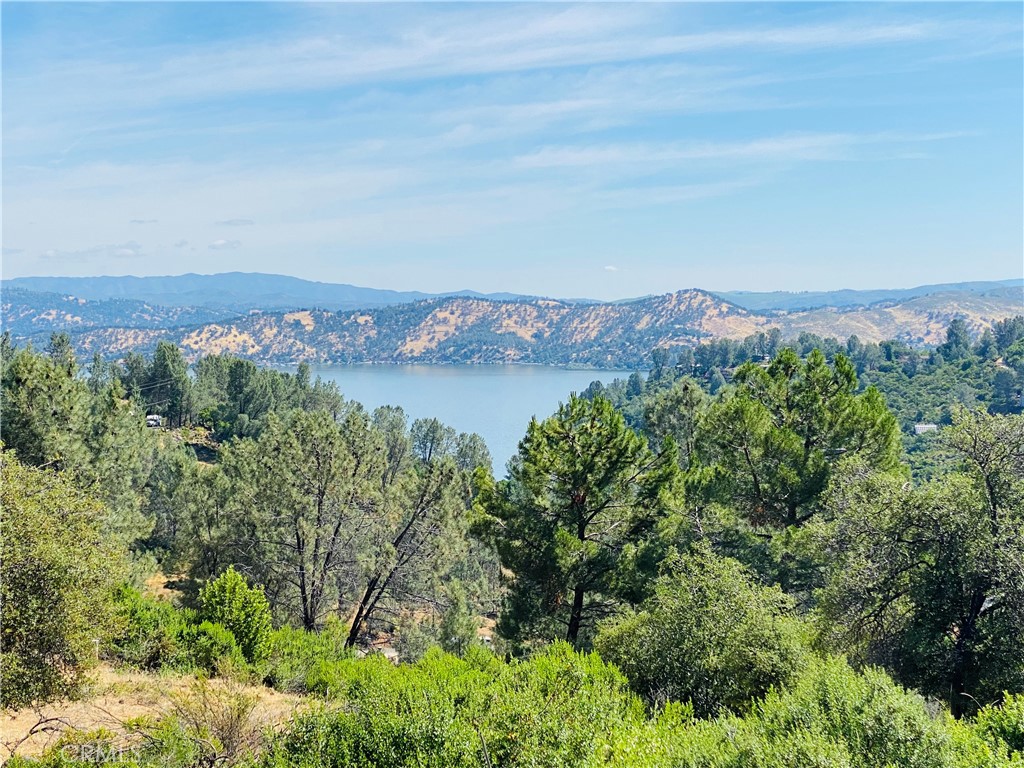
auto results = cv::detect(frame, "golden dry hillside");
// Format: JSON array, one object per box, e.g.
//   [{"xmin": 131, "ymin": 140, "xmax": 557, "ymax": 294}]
[{"xmin": 15, "ymin": 287, "xmax": 1023, "ymax": 368}]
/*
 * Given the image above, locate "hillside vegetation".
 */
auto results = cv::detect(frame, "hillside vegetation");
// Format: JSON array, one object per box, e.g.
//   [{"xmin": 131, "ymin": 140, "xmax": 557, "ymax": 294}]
[{"xmin": 1, "ymin": 325, "xmax": 1022, "ymax": 767}]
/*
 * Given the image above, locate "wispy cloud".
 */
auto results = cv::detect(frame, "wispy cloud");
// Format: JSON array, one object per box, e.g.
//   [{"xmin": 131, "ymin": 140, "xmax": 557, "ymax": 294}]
[
  {"xmin": 2, "ymin": 3, "xmax": 1018, "ymax": 292},
  {"xmin": 515, "ymin": 131, "xmax": 972, "ymax": 169},
  {"xmin": 38, "ymin": 241, "xmax": 144, "ymax": 262},
  {"xmin": 5, "ymin": 6, "xmax": 1009, "ymax": 131}
]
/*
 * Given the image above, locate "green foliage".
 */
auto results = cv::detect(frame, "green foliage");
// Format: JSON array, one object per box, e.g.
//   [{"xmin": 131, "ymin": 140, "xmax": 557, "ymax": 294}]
[
  {"xmin": 264, "ymin": 646, "xmax": 1014, "ymax": 768},
  {"xmin": 148, "ymin": 341, "xmax": 192, "ymax": 428},
  {"xmin": 268, "ymin": 642, "xmax": 643, "ymax": 768},
  {"xmin": 178, "ymin": 621, "xmax": 246, "ymax": 674},
  {"xmin": 108, "ymin": 586, "xmax": 191, "ymax": 670},
  {"xmin": 816, "ymin": 411, "xmax": 1024, "ymax": 717},
  {"xmin": 1, "ymin": 346, "xmax": 90, "ymax": 470},
  {"xmin": 642, "ymin": 377, "xmax": 707, "ymax": 466},
  {"xmin": 0, "ymin": 453, "xmax": 125, "ymax": 708},
  {"xmin": 214, "ymin": 409, "xmax": 384, "ymax": 631},
  {"xmin": 701, "ymin": 348, "xmax": 902, "ymax": 529},
  {"xmin": 108, "ymin": 586, "xmax": 260, "ymax": 676},
  {"xmin": 596, "ymin": 546, "xmax": 808, "ymax": 716},
  {"xmin": 733, "ymin": 657, "xmax": 983, "ymax": 768},
  {"xmin": 198, "ymin": 567, "xmax": 274, "ymax": 665},
  {"xmin": 263, "ymin": 619, "xmax": 353, "ymax": 692},
  {"xmin": 438, "ymin": 582, "xmax": 479, "ymax": 657},
  {"xmin": 473, "ymin": 394, "xmax": 682, "ymax": 648},
  {"xmin": 8, "ymin": 633, "xmax": 1019, "ymax": 768},
  {"xmin": 393, "ymin": 612, "xmax": 438, "ymax": 664},
  {"xmin": 0, "ymin": 346, "xmax": 157, "ymax": 546},
  {"xmin": 974, "ymin": 693, "xmax": 1024, "ymax": 754}
]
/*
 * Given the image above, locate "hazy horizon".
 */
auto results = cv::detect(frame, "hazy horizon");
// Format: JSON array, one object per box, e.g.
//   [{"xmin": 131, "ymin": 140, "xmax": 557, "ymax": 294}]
[
  {"xmin": 3, "ymin": 3, "xmax": 1022, "ymax": 299},
  {"xmin": 4, "ymin": 269, "xmax": 1023, "ymax": 304}
]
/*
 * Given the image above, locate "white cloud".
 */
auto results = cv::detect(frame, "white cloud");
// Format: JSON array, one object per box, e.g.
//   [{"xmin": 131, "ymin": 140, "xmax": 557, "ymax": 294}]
[
  {"xmin": 208, "ymin": 239, "xmax": 241, "ymax": 250},
  {"xmin": 215, "ymin": 218, "xmax": 255, "ymax": 226},
  {"xmin": 515, "ymin": 131, "xmax": 971, "ymax": 170},
  {"xmin": 604, "ymin": 265, "xmax": 619, "ymax": 272},
  {"xmin": 38, "ymin": 241, "xmax": 144, "ymax": 262},
  {"xmin": 3, "ymin": 6, "xmax": 998, "ymax": 130}
]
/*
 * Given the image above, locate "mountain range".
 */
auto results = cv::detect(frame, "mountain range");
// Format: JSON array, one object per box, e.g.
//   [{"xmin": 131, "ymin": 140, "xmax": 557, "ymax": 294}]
[
  {"xmin": 5, "ymin": 272, "xmax": 1022, "ymax": 313},
  {"xmin": 3, "ymin": 273, "xmax": 1021, "ymax": 368},
  {"xmin": 3, "ymin": 273, "xmax": 529, "ymax": 313}
]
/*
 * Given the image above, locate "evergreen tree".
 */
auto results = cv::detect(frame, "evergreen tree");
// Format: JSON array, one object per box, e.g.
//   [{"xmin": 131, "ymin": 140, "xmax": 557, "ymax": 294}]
[
  {"xmin": 700, "ymin": 348, "xmax": 900, "ymax": 529},
  {"xmin": 642, "ymin": 377, "xmax": 707, "ymax": 466},
  {"xmin": 474, "ymin": 394, "xmax": 681, "ymax": 648},
  {"xmin": 148, "ymin": 341, "xmax": 192, "ymax": 427},
  {"xmin": 1, "ymin": 347, "xmax": 91, "ymax": 471},
  {"xmin": 223, "ymin": 409, "xmax": 383, "ymax": 630},
  {"xmin": 938, "ymin": 318, "xmax": 973, "ymax": 361}
]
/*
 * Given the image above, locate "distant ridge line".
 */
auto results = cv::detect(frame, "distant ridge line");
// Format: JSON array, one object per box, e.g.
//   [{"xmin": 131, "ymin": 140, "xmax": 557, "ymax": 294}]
[{"xmin": 4, "ymin": 273, "xmax": 1020, "ymax": 314}]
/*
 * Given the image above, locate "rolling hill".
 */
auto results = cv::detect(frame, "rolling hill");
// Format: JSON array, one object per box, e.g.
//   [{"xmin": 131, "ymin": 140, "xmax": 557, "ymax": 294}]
[{"xmin": 10, "ymin": 286, "xmax": 1018, "ymax": 369}]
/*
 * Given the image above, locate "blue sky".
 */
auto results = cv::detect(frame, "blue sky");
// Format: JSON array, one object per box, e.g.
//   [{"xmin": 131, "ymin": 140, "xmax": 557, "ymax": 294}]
[{"xmin": 2, "ymin": 2, "xmax": 1021, "ymax": 299}]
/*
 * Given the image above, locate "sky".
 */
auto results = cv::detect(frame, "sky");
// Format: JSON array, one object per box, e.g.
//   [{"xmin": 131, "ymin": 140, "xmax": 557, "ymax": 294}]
[{"xmin": 2, "ymin": 2, "xmax": 1022, "ymax": 300}]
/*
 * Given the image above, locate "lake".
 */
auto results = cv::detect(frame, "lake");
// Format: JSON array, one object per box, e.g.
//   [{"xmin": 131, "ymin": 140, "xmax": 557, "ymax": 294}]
[{"xmin": 309, "ymin": 364, "xmax": 633, "ymax": 470}]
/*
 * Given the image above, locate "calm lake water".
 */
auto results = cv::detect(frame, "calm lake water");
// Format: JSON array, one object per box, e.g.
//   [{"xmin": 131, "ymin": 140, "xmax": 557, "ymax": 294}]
[{"xmin": 309, "ymin": 365, "xmax": 632, "ymax": 470}]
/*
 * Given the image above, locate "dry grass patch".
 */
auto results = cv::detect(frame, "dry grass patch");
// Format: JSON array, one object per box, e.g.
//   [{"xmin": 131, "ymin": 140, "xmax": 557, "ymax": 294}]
[{"xmin": 1, "ymin": 665, "xmax": 306, "ymax": 760}]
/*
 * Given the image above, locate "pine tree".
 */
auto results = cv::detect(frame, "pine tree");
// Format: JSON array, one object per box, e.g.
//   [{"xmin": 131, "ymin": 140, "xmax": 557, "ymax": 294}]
[{"xmin": 474, "ymin": 394, "xmax": 681, "ymax": 648}]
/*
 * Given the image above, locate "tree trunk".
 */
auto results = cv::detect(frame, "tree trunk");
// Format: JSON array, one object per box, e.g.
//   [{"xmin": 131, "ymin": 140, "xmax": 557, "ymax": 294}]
[
  {"xmin": 346, "ymin": 575, "xmax": 379, "ymax": 647},
  {"xmin": 950, "ymin": 589, "xmax": 986, "ymax": 718},
  {"xmin": 565, "ymin": 583, "xmax": 586, "ymax": 645}
]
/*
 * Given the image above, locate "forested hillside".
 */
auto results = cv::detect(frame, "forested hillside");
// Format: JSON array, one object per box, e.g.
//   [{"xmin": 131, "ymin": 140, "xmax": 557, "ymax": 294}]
[
  {"xmin": 9, "ymin": 285, "xmax": 1020, "ymax": 367},
  {"xmin": 2, "ymin": 287, "xmax": 239, "ymax": 340},
  {"xmin": 1, "ymin": 326, "xmax": 1022, "ymax": 767}
]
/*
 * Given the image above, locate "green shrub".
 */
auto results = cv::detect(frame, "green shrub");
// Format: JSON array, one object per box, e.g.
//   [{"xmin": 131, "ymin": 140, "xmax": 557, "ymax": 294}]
[
  {"xmin": 179, "ymin": 621, "xmax": 245, "ymax": 675},
  {"xmin": 198, "ymin": 567, "xmax": 273, "ymax": 665},
  {"xmin": 110, "ymin": 588, "xmax": 247, "ymax": 676},
  {"xmin": 108, "ymin": 586, "xmax": 190, "ymax": 670},
  {"xmin": 269, "ymin": 642, "xmax": 648, "ymax": 768},
  {"xmin": 264, "ymin": 618, "xmax": 353, "ymax": 692},
  {"xmin": 974, "ymin": 693, "xmax": 1024, "ymax": 755},
  {"xmin": 595, "ymin": 546, "xmax": 809, "ymax": 716}
]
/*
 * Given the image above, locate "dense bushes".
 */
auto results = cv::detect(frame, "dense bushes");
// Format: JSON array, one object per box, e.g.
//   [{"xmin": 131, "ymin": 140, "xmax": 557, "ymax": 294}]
[
  {"xmin": 263, "ymin": 646, "xmax": 1022, "ymax": 768},
  {"xmin": 107, "ymin": 570, "xmax": 272, "ymax": 677},
  {"xmin": 9, "ymin": 601, "xmax": 1024, "ymax": 767},
  {"xmin": 262, "ymin": 618, "xmax": 353, "ymax": 692},
  {"xmin": 595, "ymin": 547, "xmax": 808, "ymax": 716},
  {"xmin": 108, "ymin": 585, "xmax": 192, "ymax": 670},
  {"xmin": 267, "ymin": 643, "xmax": 644, "ymax": 768},
  {"xmin": 198, "ymin": 567, "xmax": 273, "ymax": 665}
]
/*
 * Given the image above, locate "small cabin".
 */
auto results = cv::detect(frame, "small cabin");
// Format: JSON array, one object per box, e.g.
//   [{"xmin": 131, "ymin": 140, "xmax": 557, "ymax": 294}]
[{"xmin": 146, "ymin": 414, "xmax": 163, "ymax": 428}]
